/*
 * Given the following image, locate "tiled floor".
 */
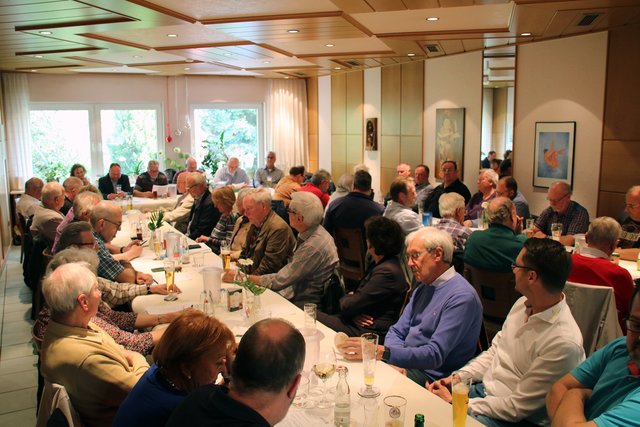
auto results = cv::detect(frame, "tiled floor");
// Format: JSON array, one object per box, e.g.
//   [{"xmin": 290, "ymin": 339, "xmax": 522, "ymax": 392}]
[{"xmin": 0, "ymin": 247, "xmax": 37, "ymax": 426}]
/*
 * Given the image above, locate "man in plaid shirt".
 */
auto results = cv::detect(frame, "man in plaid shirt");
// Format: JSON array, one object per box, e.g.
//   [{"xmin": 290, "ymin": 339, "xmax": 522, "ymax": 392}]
[
  {"xmin": 435, "ymin": 192, "xmax": 472, "ymax": 252},
  {"xmin": 533, "ymin": 182, "xmax": 589, "ymax": 246}
]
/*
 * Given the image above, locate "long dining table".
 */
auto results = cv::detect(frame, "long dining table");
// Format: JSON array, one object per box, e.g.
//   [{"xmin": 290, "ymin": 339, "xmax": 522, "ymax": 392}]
[{"xmin": 112, "ymin": 222, "xmax": 483, "ymax": 427}]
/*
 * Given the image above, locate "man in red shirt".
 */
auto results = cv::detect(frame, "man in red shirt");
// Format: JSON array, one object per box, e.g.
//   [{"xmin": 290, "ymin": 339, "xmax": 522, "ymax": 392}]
[
  {"xmin": 298, "ymin": 169, "xmax": 331, "ymax": 208},
  {"xmin": 568, "ymin": 216, "xmax": 634, "ymax": 332}
]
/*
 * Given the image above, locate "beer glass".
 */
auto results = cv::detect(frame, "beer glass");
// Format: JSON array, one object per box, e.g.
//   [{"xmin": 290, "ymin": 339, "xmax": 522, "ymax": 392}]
[
  {"xmin": 358, "ymin": 333, "xmax": 381, "ymax": 398},
  {"xmin": 452, "ymin": 371, "xmax": 472, "ymax": 427},
  {"xmin": 163, "ymin": 260, "xmax": 176, "ymax": 293}
]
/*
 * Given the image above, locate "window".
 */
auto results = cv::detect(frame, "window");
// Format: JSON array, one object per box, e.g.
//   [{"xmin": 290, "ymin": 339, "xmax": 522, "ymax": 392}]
[
  {"xmin": 29, "ymin": 104, "xmax": 162, "ymax": 182},
  {"xmin": 193, "ymin": 105, "xmax": 262, "ymax": 178}
]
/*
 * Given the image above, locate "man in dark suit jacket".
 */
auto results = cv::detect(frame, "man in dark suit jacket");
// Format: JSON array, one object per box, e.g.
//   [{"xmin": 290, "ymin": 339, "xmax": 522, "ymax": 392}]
[
  {"xmin": 185, "ymin": 172, "xmax": 220, "ymax": 240},
  {"xmin": 98, "ymin": 163, "xmax": 133, "ymax": 200}
]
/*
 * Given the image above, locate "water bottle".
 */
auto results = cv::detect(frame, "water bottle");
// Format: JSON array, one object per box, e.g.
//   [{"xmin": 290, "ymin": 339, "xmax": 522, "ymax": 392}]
[
  {"xmin": 414, "ymin": 413, "xmax": 425, "ymax": 427},
  {"xmin": 334, "ymin": 366, "xmax": 350, "ymax": 427}
]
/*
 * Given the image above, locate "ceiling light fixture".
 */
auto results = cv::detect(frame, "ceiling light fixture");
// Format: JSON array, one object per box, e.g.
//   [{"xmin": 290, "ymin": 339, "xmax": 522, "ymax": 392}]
[
  {"xmin": 31, "ymin": 70, "xmax": 37, "ymax": 72},
  {"xmin": 184, "ymin": 67, "xmax": 190, "ymax": 71},
  {"xmin": 407, "ymin": 53, "xmax": 416, "ymax": 57},
  {"xmin": 334, "ymin": 67, "xmax": 341, "ymax": 70},
  {"xmin": 263, "ymin": 61, "xmax": 270, "ymax": 64},
  {"xmin": 426, "ymin": 17, "xmax": 439, "ymax": 21},
  {"xmin": 520, "ymin": 32, "xmax": 532, "ymax": 36},
  {"xmin": 34, "ymin": 55, "xmax": 43, "ymax": 58},
  {"xmin": 326, "ymin": 44, "xmax": 334, "ymax": 47},
  {"xmin": 185, "ymin": 59, "xmax": 193, "ymax": 63},
  {"xmin": 133, "ymin": 55, "xmax": 141, "ymax": 58},
  {"xmin": 223, "ymin": 53, "xmax": 232, "ymax": 56},
  {"xmin": 287, "ymin": 29, "xmax": 299, "ymax": 33},
  {"xmin": 39, "ymin": 31, "xmax": 52, "ymax": 35},
  {"xmin": 167, "ymin": 34, "xmax": 178, "ymax": 38}
]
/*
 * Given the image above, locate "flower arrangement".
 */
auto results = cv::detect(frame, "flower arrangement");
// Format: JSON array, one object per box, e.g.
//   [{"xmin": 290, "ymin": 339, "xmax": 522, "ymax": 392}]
[
  {"xmin": 147, "ymin": 210, "xmax": 165, "ymax": 231},
  {"xmin": 481, "ymin": 202, "xmax": 490, "ymax": 229},
  {"xmin": 234, "ymin": 259, "xmax": 265, "ymax": 295}
]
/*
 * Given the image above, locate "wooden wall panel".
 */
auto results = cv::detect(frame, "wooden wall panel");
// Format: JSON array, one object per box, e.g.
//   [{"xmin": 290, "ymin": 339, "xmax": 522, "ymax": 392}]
[
  {"xmin": 346, "ymin": 72, "xmax": 363, "ymax": 135},
  {"xmin": 307, "ymin": 77, "xmax": 319, "ymax": 172},
  {"xmin": 400, "ymin": 61, "xmax": 424, "ymax": 136},
  {"xmin": 381, "ymin": 65, "xmax": 401, "ymax": 135},
  {"xmin": 331, "ymin": 71, "xmax": 363, "ymax": 178},
  {"xmin": 598, "ymin": 140, "xmax": 640, "ymax": 193},
  {"xmin": 400, "ymin": 136, "xmax": 423, "ymax": 166},
  {"xmin": 597, "ymin": 191, "xmax": 625, "ymax": 220},
  {"xmin": 0, "ymin": 77, "xmax": 8, "ymax": 264},
  {"xmin": 332, "ymin": 74, "xmax": 347, "ymax": 135}
]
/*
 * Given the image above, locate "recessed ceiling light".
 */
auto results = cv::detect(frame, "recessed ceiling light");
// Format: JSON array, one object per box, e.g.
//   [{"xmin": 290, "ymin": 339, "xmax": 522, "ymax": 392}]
[
  {"xmin": 184, "ymin": 67, "xmax": 190, "ymax": 71},
  {"xmin": 426, "ymin": 17, "xmax": 439, "ymax": 21},
  {"xmin": 112, "ymin": 68, "xmax": 119, "ymax": 72},
  {"xmin": 407, "ymin": 53, "xmax": 416, "ymax": 57},
  {"xmin": 167, "ymin": 34, "xmax": 178, "ymax": 38},
  {"xmin": 185, "ymin": 59, "xmax": 193, "ymax": 63},
  {"xmin": 325, "ymin": 44, "xmax": 334, "ymax": 47},
  {"xmin": 287, "ymin": 29, "xmax": 299, "ymax": 33},
  {"xmin": 223, "ymin": 53, "xmax": 232, "ymax": 57},
  {"xmin": 31, "ymin": 69, "xmax": 37, "ymax": 72},
  {"xmin": 334, "ymin": 67, "xmax": 341, "ymax": 70},
  {"xmin": 133, "ymin": 55, "xmax": 141, "ymax": 58},
  {"xmin": 34, "ymin": 55, "xmax": 43, "ymax": 58},
  {"xmin": 263, "ymin": 61, "xmax": 270, "ymax": 64},
  {"xmin": 39, "ymin": 31, "xmax": 52, "ymax": 35},
  {"xmin": 520, "ymin": 32, "xmax": 532, "ymax": 36}
]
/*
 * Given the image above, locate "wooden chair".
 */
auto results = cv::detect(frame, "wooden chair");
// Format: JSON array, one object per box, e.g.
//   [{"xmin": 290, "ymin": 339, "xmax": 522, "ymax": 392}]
[
  {"xmin": 16, "ymin": 213, "xmax": 27, "ymax": 263},
  {"xmin": 32, "ymin": 246, "xmax": 54, "ymax": 321},
  {"xmin": 333, "ymin": 227, "xmax": 367, "ymax": 285},
  {"xmin": 463, "ymin": 264, "xmax": 520, "ymax": 339}
]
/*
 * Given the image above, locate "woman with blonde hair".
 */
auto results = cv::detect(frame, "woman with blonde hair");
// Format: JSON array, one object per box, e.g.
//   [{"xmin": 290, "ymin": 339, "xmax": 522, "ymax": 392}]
[
  {"xmin": 114, "ymin": 310, "xmax": 235, "ymax": 426},
  {"xmin": 195, "ymin": 186, "xmax": 239, "ymax": 254}
]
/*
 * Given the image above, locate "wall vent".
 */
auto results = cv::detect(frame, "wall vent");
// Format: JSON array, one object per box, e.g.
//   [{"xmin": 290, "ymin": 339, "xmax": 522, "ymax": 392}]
[
  {"xmin": 345, "ymin": 60, "xmax": 361, "ymax": 67},
  {"xmin": 577, "ymin": 13, "xmax": 602, "ymax": 26},
  {"xmin": 424, "ymin": 43, "xmax": 441, "ymax": 53}
]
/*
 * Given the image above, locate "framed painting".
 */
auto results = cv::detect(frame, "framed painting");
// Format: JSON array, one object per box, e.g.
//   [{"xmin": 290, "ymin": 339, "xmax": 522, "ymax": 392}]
[
  {"xmin": 435, "ymin": 108, "xmax": 465, "ymax": 180},
  {"xmin": 365, "ymin": 118, "xmax": 378, "ymax": 151},
  {"xmin": 533, "ymin": 121, "xmax": 576, "ymax": 188}
]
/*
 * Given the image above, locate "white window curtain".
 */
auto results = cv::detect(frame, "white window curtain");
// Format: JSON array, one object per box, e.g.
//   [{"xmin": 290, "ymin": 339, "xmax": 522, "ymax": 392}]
[
  {"xmin": 2, "ymin": 73, "xmax": 33, "ymax": 190},
  {"xmin": 267, "ymin": 79, "xmax": 308, "ymax": 171}
]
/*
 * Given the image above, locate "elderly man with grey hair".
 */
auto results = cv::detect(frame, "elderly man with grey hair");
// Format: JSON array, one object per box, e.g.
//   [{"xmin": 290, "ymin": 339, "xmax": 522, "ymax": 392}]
[
  {"xmin": 254, "ymin": 151, "xmax": 284, "ymax": 188},
  {"xmin": 617, "ymin": 184, "xmax": 640, "ymax": 260},
  {"xmin": 213, "ymin": 156, "xmax": 251, "ymax": 188},
  {"xmin": 226, "ymin": 192, "xmax": 338, "ymax": 306},
  {"xmin": 30, "ymin": 181, "xmax": 65, "ymax": 242},
  {"xmin": 133, "ymin": 159, "xmax": 168, "ymax": 198},
  {"xmin": 568, "ymin": 216, "xmax": 635, "ymax": 332},
  {"xmin": 338, "ymin": 227, "xmax": 482, "ymax": 386},
  {"xmin": 61, "ymin": 176, "xmax": 83, "ymax": 216},
  {"xmin": 16, "ymin": 177, "xmax": 44, "ymax": 218},
  {"xmin": 40, "ymin": 263, "xmax": 149, "ymax": 426},
  {"xmin": 52, "ymin": 190, "xmax": 102, "ymax": 253},
  {"xmin": 299, "ymin": 169, "xmax": 331, "ymax": 208},
  {"xmin": 464, "ymin": 197, "xmax": 526, "ymax": 272},
  {"xmin": 435, "ymin": 192, "xmax": 472, "ymax": 252},
  {"xmin": 532, "ymin": 181, "xmax": 589, "ymax": 246},
  {"xmin": 463, "ymin": 168, "xmax": 499, "ymax": 226},
  {"xmin": 185, "ymin": 172, "xmax": 220, "ymax": 239}
]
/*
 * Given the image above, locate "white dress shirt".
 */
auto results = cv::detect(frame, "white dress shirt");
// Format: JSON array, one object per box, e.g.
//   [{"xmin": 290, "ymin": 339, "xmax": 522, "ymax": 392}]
[{"xmin": 461, "ymin": 296, "xmax": 585, "ymax": 422}]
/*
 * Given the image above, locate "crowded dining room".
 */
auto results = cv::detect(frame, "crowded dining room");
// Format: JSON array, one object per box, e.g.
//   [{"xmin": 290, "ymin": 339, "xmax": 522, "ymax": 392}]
[{"xmin": 0, "ymin": 0, "xmax": 639, "ymax": 425}]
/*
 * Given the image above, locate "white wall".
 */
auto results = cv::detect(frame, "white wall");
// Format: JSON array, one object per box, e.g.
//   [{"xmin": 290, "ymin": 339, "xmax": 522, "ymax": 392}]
[
  {"xmin": 424, "ymin": 51, "xmax": 484, "ymax": 193},
  {"xmin": 363, "ymin": 68, "xmax": 382, "ymax": 198},
  {"xmin": 481, "ymin": 87, "xmax": 493, "ymax": 158},
  {"xmin": 317, "ymin": 75, "xmax": 332, "ymax": 171},
  {"xmin": 513, "ymin": 32, "xmax": 607, "ymax": 217}
]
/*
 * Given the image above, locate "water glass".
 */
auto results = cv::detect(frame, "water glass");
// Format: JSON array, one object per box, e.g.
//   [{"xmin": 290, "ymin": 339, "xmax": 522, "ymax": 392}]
[
  {"xmin": 292, "ymin": 375, "xmax": 310, "ymax": 408},
  {"xmin": 477, "ymin": 210, "xmax": 485, "ymax": 229},
  {"xmin": 192, "ymin": 252, "xmax": 205, "ymax": 267},
  {"xmin": 383, "ymin": 395, "xmax": 406, "ymax": 427},
  {"xmin": 304, "ymin": 303, "xmax": 317, "ymax": 329},
  {"xmin": 551, "ymin": 222, "xmax": 563, "ymax": 241},
  {"xmin": 422, "ymin": 211, "xmax": 433, "ymax": 227},
  {"xmin": 359, "ymin": 333, "xmax": 381, "ymax": 398}
]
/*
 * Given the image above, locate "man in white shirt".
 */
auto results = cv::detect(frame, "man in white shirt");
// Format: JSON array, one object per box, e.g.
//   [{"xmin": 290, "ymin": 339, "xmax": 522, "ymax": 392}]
[
  {"xmin": 429, "ymin": 237, "xmax": 585, "ymax": 427},
  {"xmin": 30, "ymin": 182, "xmax": 65, "ymax": 242},
  {"xmin": 212, "ymin": 157, "xmax": 251, "ymax": 189},
  {"xmin": 16, "ymin": 177, "xmax": 44, "ymax": 219},
  {"xmin": 383, "ymin": 177, "xmax": 422, "ymax": 236}
]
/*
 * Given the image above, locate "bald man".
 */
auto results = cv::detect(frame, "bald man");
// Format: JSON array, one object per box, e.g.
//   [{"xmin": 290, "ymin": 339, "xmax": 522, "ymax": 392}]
[{"xmin": 532, "ymin": 181, "xmax": 589, "ymax": 246}]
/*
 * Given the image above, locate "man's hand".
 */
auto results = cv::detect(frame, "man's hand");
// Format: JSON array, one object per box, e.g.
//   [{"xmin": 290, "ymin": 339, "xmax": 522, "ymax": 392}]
[
  {"xmin": 195, "ymin": 235, "xmax": 210, "ymax": 243},
  {"xmin": 124, "ymin": 244, "xmax": 143, "ymax": 261},
  {"xmin": 135, "ymin": 272, "xmax": 153, "ymax": 285},
  {"xmin": 336, "ymin": 337, "xmax": 364, "ymax": 360},
  {"xmin": 428, "ymin": 377, "xmax": 453, "ymax": 403},
  {"xmin": 353, "ymin": 314, "xmax": 375, "ymax": 328}
]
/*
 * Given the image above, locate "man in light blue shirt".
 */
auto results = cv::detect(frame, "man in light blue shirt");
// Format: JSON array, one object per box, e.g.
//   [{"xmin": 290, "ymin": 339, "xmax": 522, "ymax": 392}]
[{"xmin": 212, "ymin": 157, "xmax": 251, "ymax": 188}]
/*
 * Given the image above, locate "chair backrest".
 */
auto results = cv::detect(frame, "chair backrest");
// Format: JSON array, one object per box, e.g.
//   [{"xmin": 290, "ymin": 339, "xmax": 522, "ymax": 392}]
[
  {"xmin": 564, "ymin": 281, "xmax": 623, "ymax": 356},
  {"xmin": 164, "ymin": 168, "xmax": 177, "ymax": 183},
  {"xmin": 36, "ymin": 381, "xmax": 84, "ymax": 427},
  {"xmin": 463, "ymin": 264, "xmax": 520, "ymax": 321},
  {"xmin": 320, "ymin": 272, "xmax": 346, "ymax": 315},
  {"xmin": 333, "ymin": 227, "xmax": 367, "ymax": 282}
]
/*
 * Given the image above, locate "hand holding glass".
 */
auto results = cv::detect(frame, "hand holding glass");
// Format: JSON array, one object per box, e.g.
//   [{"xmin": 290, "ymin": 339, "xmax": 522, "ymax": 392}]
[
  {"xmin": 452, "ymin": 371, "xmax": 472, "ymax": 427},
  {"xmin": 358, "ymin": 333, "xmax": 381, "ymax": 398}
]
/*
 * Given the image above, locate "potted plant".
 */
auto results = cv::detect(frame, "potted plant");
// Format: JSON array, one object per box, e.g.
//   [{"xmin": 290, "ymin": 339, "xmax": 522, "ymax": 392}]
[{"xmin": 201, "ymin": 131, "xmax": 228, "ymax": 178}]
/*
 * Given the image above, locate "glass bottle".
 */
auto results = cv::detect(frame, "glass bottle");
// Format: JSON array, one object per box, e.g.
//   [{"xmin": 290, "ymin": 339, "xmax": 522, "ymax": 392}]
[
  {"xmin": 334, "ymin": 366, "xmax": 350, "ymax": 427},
  {"xmin": 414, "ymin": 413, "xmax": 425, "ymax": 427}
]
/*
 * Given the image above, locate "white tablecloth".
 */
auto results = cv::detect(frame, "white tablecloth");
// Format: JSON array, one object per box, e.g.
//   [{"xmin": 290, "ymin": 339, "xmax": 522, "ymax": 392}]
[
  {"xmin": 112, "ymin": 196, "xmax": 178, "ymax": 212},
  {"xmin": 115, "ymin": 225, "xmax": 483, "ymax": 427},
  {"xmin": 620, "ymin": 259, "xmax": 640, "ymax": 280}
]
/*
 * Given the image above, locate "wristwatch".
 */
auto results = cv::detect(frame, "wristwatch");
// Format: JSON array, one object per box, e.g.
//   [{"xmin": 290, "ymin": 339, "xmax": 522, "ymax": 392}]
[
  {"xmin": 381, "ymin": 346, "xmax": 391, "ymax": 363},
  {"xmin": 146, "ymin": 283, "xmax": 151, "ymax": 293}
]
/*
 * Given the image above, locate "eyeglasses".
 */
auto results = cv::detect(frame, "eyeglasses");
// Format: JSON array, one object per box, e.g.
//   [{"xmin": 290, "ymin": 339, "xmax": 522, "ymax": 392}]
[
  {"xmin": 547, "ymin": 193, "xmax": 569, "ymax": 203},
  {"xmin": 77, "ymin": 241, "xmax": 98, "ymax": 249},
  {"xmin": 408, "ymin": 248, "xmax": 435, "ymax": 261},
  {"xmin": 627, "ymin": 318, "xmax": 640, "ymax": 333},
  {"xmin": 625, "ymin": 203, "xmax": 640, "ymax": 209},
  {"xmin": 511, "ymin": 263, "xmax": 536, "ymax": 272},
  {"xmin": 102, "ymin": 218, "xmax": 122, "ymax": 228}
]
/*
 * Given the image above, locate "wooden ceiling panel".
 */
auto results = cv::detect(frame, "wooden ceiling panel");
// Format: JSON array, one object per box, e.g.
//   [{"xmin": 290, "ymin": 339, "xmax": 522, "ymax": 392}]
[
  {"xmin": 329, "ymin": 0, "xmax": 375, "ymax": 13},
  {"xmin": 365, "ymin": 0, "xmax": 410, "ymax": 12},
  {"xmin": 438, "ymin": 39, "xmax": 465, "ymax": 54}
]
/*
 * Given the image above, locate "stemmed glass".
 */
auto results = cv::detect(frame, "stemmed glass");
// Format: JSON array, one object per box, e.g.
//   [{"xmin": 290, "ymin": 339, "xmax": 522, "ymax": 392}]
[
  {"xmin": 358, "ymin": 333, "xmax": 381, "ymax": 398},
  {"xmin": 313, "ymin": 349, "xmax": 337, "ymax": 408}
]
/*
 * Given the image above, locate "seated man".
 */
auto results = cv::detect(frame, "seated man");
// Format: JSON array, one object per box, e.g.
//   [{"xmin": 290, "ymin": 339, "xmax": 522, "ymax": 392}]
[
  {"xmin": 239, "ymin": 188, "xmax": 296, "ymax": 274},
  {"xmin": 317, "ymin": 216, "xmax": 408, "ymax": 341},
  {"xmin": 546, "ymin": 288, "xmax": 640, "ymax": 427},
  {"xmin": 40, "ymin": 263, "xmax": 149, "ymax": 427},
  {"xmin": 273, "ymin": 165, "xmax": 305, "ymax": 206},
  {"xmin": 338, "ymin": 228, "xmax": 482, "ymax": 385},
  {"xmin": 184, "ymin": 172, "xmax": 220, "ymax": 240},
  {"xmin": 323, "ymin": 170, "xmax": 384, "ymax": 236},
  {"xmin": 435, "ymin": 193, "xmax": 472, "ymax": 252},
  {"xmin": 617, "ymin": 185, "xmax": 640, "ymax": 261},
  {"xmin": 30, "ymin": 181, "xmax": 65, "ymax": 242},
  {"xmin": 299, "ymin": 169, "xmax": 332, "ymax": 208},
  {"xmin": 430, "ymin": 238, "xmax": 585, "ymax": 427},
  {"xmin": 133, "ymin": 160, "xmax": 168, "ymax": 198},
  {"xmin": 52, "ymin": 190, "xmax": 101, "ymax": 253},
  {"xmin": 212, "ymin": 157, "xmax": 251, "ymax": 188},
  {"xmin": 383, "ymin": 177, "xmax": 423, "ymax": 236},
  {"xmin": 172, "ymin": 156, "xmax": 200, "ymax": 190},
  {"xmin": 413, "ymin": 164, "xmax": 434, "ymax": 212},
  {"xmin": 167, "ymin": 319, "xmax": 305, "ymax": 426},
  {"xmin": 60, "ymin": 177, "xmax": 82, "ymax": 216},
  {"xmin": 254, "ymin": 151, "xmax": 284, "ymax": 187},
  {"xmin": 463, "ymin": 169, "xmax": 498, "ymax": 224},
  {"xmin": 16, "ymin": 177, "xmax": 44, "ymax": 219},
  {"xmin": 89, "ymin": 201, "xmax": 152, "ymax": 284},
  {"xmin": 98, "ymin": 163, "xmax": 132, "ymax": 200},
  {"xmin": 496, "ymin": 176, "xmax": 530, "ymax": 219},
  {"xmin": 224, "ymin": 192, "xmax": 338, "ymax": 307},
  {"xmin": 383, "ymin": 163, "xmax": 412, "ymax": 206},
  {"xmin": 532, "ymin": 181, "xmax": 589, "ymax": 246},
  {"xmin": 423, "ymin": 160, "xmax": 472, "ymax": 218},
  {"xmin": 464, "ymin": 197, "xmax": 526, "ymax": 272},
  {"xmin": 569, "ymin": 216, "xmax": 634, "ymax": 332},
  {"xmin": 161, "ymin": 191, "xmax": 194, "ymax": 234}
]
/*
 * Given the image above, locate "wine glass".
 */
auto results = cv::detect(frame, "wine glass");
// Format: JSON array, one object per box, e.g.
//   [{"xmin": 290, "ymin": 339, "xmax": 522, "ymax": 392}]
[
  {"xmin": 313, "ymin": 349, "xmax": 337, "ymax": 409},
  {"xmin": 358, "ymin": 333, "xmax": 381, "ymax": 398}
]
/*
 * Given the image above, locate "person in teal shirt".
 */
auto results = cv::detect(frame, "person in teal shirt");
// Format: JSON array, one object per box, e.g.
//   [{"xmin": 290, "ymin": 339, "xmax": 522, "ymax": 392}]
[
  {"xmin": 463, "ymin": 197, "xmax": 526, "ymax": 272},
  {"xmin": 547, "ymin": 288, "xmax": 640, "ymax": 426}
]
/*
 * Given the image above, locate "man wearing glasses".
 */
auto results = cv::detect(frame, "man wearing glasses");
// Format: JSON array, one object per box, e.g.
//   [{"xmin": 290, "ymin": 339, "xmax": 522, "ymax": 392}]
[
  {"xmin": 547, "ymin": 287, "xmax": 640, "ymax": 427},
  {"xmin": 617, "ymin": 185, "xmax": 640, "ymax": 261},
  {"xmin": 532, "ymin": 181, "xmax": 589, "ymax": 246},
  {"xmin": 430, "ymin": 238, "xmax": 585, "ymax": 427}
]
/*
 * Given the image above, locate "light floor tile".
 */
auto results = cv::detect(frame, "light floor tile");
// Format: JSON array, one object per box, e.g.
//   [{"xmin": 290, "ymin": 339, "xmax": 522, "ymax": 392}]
[
  {"xmin": 0, "ymin": 407, "xmax": 36, "ymax": 426},
  {"xmin": 0, "ymin": 355, "xmax": 37, "ymax": 375},
  {"xmin": 1, "ymin": 310, "xmax": 31, "ymax": 323},
  {"xmin": 0, "ymin": 387, "xmax": 37, "ymax": 415},
  {"xmin": 0, "ymin": 342, "xmax": 36, "ymax": 361},
  {"xmin": 2, "ymin": 302, "xmax": 31, "ymax": 315},
  {"xmin": 0, "ymin": 330, "xmax": 33, "ymax": 347},
  {"xmin": 0, "ymin": 370, "xmax": 38, "ymax": 394}
]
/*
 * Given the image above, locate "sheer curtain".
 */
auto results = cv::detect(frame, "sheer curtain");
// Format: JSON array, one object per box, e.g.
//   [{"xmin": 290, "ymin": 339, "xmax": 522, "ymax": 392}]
[
  {"xmin": 2, "ymin": 73, "xmax": 33, "ymax": 190},
  {"xmin": 267, "ymin": 79, "xmax": 308, "ymax": 171}
]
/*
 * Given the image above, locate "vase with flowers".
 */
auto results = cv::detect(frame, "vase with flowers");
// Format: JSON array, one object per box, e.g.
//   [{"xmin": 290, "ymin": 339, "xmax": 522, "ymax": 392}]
[{"xmin": 234, "ymin": 259, "xmax": 265, "ymax": 322}]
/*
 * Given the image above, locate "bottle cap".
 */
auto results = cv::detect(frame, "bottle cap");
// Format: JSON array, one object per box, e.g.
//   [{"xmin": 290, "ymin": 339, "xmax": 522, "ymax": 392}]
[{"xmin": 415, "ymin": 414, "xmax": 425, "ymax": 422}]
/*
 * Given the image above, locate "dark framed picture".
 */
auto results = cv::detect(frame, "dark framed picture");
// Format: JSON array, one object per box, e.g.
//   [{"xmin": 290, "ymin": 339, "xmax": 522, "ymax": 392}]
[
  {"xmin": 365, "ymin": 118, "xmax": 378, "ymax": 151},
  {"xmin": 435, "ymin": 108, "xmax": 465, "ymax": 180},
  {"xmin": 533, "ymin": 121, "xmax": 576, "ymax": 188}
]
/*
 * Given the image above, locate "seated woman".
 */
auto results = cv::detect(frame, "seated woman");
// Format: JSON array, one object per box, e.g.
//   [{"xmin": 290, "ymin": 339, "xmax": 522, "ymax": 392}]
[
  {"xmin": 34, "ymin": 248, "xmax": 182, "ymax": 354},
  {"xmin": 195, "ymin": 186, "xmax": 238, "ymax": 254},
  {"xmin": 113, "ymin": 310, "xmax": 235, "ymax": 427},
  {"xmin": 463, "ymin": 168, "xmax": 498, "ymax": 226},
  {"xmin": 70, "ymin": 163, "xmax": 91, "ymax": 186},
  {"xmin": 317, "ymin": 216, "xmax": 409, "ymax": 343}
]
